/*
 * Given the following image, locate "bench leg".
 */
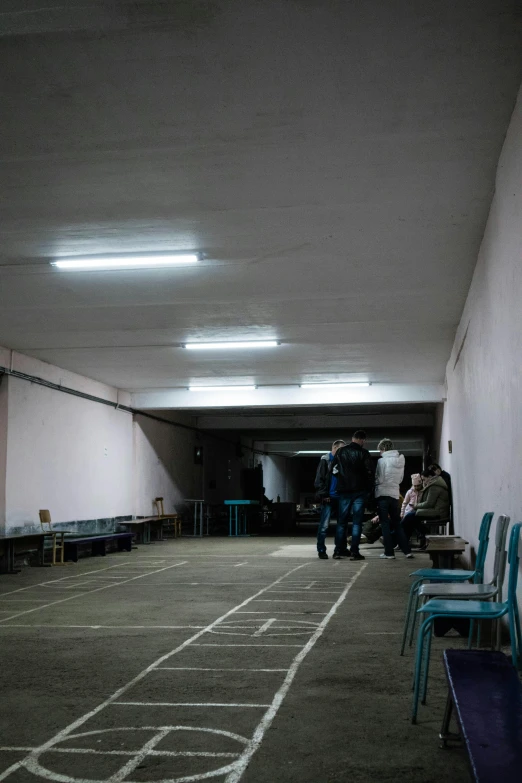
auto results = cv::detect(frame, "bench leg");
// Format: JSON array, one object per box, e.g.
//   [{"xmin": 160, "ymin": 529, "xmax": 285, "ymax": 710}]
[
  {"xmin": 439, "ymin": 694, "xmax": 460, "ymax": 747},
  {"xmin": 65, "ymin": 544, "xmax": 78, "ymax": 563},
  {"xmin": 0, "ymin": 542, "xmax": 21, "ymax": 574},
  {"xmin": 92, "ymin": 540, "xmax": 106, "ymax": 557}
]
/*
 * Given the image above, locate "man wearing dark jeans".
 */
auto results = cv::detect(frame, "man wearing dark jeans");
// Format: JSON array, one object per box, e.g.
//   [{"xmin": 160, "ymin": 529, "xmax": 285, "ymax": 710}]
[
  {"xmin": 376, "ymin": 496, "xmax": 412, "ymax": 557},
  {"xmin": 331, "ymin": 430, "xmax": 374, "ymax": 561},
  {"xmin": 314, "ymin": 440, "xmax": 346, "ymax": 559}
]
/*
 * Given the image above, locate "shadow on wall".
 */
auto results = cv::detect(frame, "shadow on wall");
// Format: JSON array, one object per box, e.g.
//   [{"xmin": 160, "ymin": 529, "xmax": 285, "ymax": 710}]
[{"xmin": 133, "ymin": 415, "xmax": 199, "ymax": 516}]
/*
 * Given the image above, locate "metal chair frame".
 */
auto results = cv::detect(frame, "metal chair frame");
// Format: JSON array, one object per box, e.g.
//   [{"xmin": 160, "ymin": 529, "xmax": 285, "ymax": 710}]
[
  {"xmin": 411, "ymin": 521, "xmax": 522, "ymax": 723},
  {"xmin": 400, "ymin": 512, "xmax": 494, "ymax": 655}
]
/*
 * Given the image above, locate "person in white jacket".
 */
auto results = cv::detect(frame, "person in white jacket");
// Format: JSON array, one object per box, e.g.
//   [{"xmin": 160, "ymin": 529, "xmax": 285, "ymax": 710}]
[{"xmin": 374, "ymin": 439, "xmax": 413, "ymax": 559}]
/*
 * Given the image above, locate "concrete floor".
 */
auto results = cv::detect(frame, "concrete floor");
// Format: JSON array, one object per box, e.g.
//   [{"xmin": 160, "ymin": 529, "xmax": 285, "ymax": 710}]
[{"xmin": 0, "ymin": 537, "xmax": 471, "ymax": 783}]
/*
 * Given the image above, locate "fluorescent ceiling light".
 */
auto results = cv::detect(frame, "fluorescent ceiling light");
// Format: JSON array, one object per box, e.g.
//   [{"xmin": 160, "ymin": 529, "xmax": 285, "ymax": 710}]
[
  {"xmin": 296, "ymin": 448, "xmax": 380, "ymax": 455},
  {"xmin": 51, "ymin": 254, "xmax": 199, "ymax": 270},
  {"xmin": 300, "ymin": 382, "xmax": 371, "ymax": 389},
  {"xmin": 185, "ymin": 341, "xmax": 279, "ymax": 350},
  {"xmin": 189, "ymin": 385, "xmax": 257, "ymax": 392},
  {"xmin": 295, "ymin": 450, "xmax": 331, "ymax": 454}
]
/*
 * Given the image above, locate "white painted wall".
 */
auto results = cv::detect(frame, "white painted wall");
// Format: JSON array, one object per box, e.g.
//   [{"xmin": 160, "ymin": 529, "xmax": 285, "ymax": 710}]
[
  {"xmin": 0, "ymin": 373, "xmax": 8, "ymax": 534},
  {"xmin": 0, "ymin": 350, "xmax": 199, "ymax": 531},
  {"xmin": 439, "ymin": 86, "xmax": 522, "ymax": 581},
  {"xmin": 5, "ymin": 372, "xmax": 134, "ymax": 529},
  {"xmin": 256, "ymin": 454, "xmax": 299, "ymax": 504},
  {"xmin": 133, "ymin": 412, "xmax": 198, "ymax": 516}
]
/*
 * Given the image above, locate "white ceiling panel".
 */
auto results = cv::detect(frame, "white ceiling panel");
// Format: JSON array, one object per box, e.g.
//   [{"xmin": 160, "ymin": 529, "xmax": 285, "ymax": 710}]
[{"xmin": 0, "ymin": 0, "xmax": 521, "ymax": 399}]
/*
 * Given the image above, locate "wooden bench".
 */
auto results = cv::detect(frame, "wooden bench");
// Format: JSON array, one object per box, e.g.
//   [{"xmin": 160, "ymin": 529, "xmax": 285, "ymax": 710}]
[
  {"xmin": 425, "ymin": 535, "xmax": 468, "ymax": 568},
  {"xmin": 63, "ymin": 532, "xmax": 134, "ymax": 562},
  {"xmin": 441, "ymin": 649, "xmax": 522, "ymax": 781},
  {"xmin": 423, "ymin": 517, "xmax": 451, "ymax": 535}
]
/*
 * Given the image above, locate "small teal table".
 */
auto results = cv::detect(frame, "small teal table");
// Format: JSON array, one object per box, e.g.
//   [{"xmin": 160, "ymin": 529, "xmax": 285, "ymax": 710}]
[{"xmin": 225, "ymin": 500, "xmax": 259, "ymax": 536}]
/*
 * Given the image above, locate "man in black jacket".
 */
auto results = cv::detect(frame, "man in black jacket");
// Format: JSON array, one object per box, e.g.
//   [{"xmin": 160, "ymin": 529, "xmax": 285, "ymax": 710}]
[
  {"xmin": 330, "ymin": 430, "xmax": 374, "ymax": 560},
  {"xmin": 314, "ymin": 439, "xmax": 346, "ymax": 559}
]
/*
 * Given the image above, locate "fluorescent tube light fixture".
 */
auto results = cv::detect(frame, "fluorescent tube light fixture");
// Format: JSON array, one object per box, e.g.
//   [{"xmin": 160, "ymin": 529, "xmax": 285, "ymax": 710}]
[
  {"xmin": 300, "ymin": 382, "xmax": 371, "ymax": 389},
  {"xmin": 51, "ymin": 254, "xmax": 199, "ymax": 270},
  {"xmin": 295, "ymin": 450, "xmax": 332, "ymax": 454},
  {"xmin": 185, "ymin": 341, "xmax": 279, "ymax": 350},
  {"xmin": 189, "ymin": 385, "xmax": 257, "ymax": 392}
]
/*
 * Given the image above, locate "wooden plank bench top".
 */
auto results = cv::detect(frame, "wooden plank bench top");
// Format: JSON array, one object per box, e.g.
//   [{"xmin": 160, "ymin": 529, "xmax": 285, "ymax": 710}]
[
  {"xmin": 129, "ymin": 516, "xmax": 179, "ymax": 523},
  {"xmin": 443, "ymin": 649, "xmax": 522, "ymax": 782},
  {"xmin": 426, "ymin": 536, "xmax": 468, "ymax": 550},
  {"xmin": 425, "ymin": 536, "xmax": 468, "ymax": 568}
]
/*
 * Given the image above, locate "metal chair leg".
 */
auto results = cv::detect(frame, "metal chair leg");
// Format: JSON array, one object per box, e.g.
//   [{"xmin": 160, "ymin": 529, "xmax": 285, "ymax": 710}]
[
  {"xmin": 401, "ymin": 579, "xmax": 421, "ymax": 656},
  {"xmin": 421, "ymin": 619, "xmax": 434, "ymax": 704},
  {"xmin": 512, "ymin": 604, "xmax": 522, "ymax": 670},
  {"xmin": 412, "ymin": 617, "xmax": 431, "ymax": 723},
  {"xmin": 409, "ymin": 591, "xmax": 425, "ymax": 648}
]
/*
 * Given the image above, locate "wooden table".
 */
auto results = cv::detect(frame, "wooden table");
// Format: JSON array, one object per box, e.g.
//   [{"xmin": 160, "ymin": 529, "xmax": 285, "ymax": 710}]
[
  {"xmin": 0, "ymin": 532, "xmax": 48, "ymax": 574},
  {"xmin": 121, "ymin": 519, "xmax": 154, "ymax": 544},
  {"xmin": 425, "ymin": 535, "xmax": 468, "ymax": 569}
]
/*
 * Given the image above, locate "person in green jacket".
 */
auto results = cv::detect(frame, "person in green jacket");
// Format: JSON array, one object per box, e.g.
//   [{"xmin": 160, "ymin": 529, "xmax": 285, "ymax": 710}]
[{"xmin": 401, "ymin": 468, "xmax": 450, "ymax": 547}]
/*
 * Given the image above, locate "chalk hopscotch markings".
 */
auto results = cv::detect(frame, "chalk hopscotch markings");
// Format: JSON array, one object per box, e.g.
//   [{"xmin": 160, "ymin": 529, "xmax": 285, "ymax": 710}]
[
  {"xmin": 1, "ymin": 727, "xmax": 249, "ymax": 783},
  {"xmin": 190, "ymin": 643, "xmax": 304, "ymax": 648},
  {"xmin": 0, "ymin": 562, "xmax": 366, "ymax": 783},
  {"xmin": 155, "ymin": 668, "xmax": 288, "ymax": 673},
  {"xmin": 234, "ymin": 610, "xmax": 326, "ymax": 615},
  {"xmin": 0, "ymin": 625, "xmax": 207, "ymax": 630},
  {"xmin": 224, "ymin": 563, "xmax": 367, "ymax": 783},
  {"xmin": 0, "ymin": 562, "xmax": 142, "ymax": 598},
  {"xmin": 0, "ymin": 564, "xmax": 308, "ymax": 783},
  {"xmin": 0, "ymin": 563, "xmax": 188, "ymax": 625},
  {"xmin": 207, "ymin": 617, "xmax": 320, "ymax": 637},
  {"xmin": 114, "ymin": 703, "xmax": 271, "ymax": 708}
]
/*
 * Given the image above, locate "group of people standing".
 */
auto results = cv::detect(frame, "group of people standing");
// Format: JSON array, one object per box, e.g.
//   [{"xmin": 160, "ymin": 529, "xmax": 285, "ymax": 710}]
[{"xmin": 314, "ymin": 430, "xmax": 451, "ymax": 560}]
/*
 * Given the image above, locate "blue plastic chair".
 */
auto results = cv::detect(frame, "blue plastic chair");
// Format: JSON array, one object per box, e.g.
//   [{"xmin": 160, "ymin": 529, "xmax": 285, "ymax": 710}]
[
  {"xmin": 411, "ymin": 521, "xmax": 522, "ymax": 723},
  {"xmin": 400, "ymin": 512, "xmax": 494, "ymax": 655}
]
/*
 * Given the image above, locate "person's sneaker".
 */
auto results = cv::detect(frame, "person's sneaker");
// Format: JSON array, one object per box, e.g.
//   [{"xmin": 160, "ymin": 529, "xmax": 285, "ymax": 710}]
[
  {"xmin": 349, "ymin": 552, "xmax": 366, "ymax": 561},
  {"xmin": 380, "ymin": 553, "xmax": 395, "ymax": 559},
  {"xmin": 318, "ymin": 552, "xmax": 328, "ymax": 560},
  {"xmin": 394, "ymin": 544, "xmax": 400, "ymax": 551},
  {"xmin": 405, "ymin": 553, "xmax": 414, "ymax": 559},
  {"xmin": 333, "ymin": 551, "xmax": 349, "ymax": 559}
]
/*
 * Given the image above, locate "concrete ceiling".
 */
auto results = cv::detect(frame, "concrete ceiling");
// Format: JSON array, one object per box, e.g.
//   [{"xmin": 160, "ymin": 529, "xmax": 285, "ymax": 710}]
[{"xmin": 1, "ymin": 1, "xmax": 521, "ymax": 403}]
